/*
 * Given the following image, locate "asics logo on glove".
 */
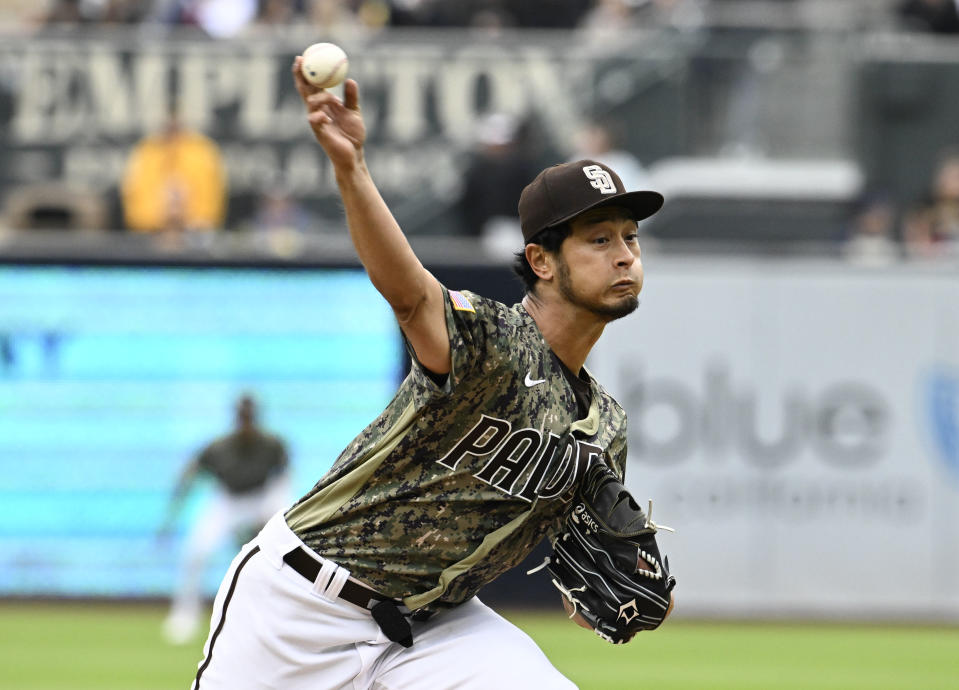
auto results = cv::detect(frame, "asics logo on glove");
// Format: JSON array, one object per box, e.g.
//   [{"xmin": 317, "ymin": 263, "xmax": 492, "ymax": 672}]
[{"xmin": 572, "ymin": 503, "xmax": 600, "ymax": 532}]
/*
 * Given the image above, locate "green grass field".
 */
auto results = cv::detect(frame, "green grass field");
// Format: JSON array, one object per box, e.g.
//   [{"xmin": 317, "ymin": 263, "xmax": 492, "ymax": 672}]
[{"xmin": 1, "ymin": 603, "xmax": 957, "ymax": 690}]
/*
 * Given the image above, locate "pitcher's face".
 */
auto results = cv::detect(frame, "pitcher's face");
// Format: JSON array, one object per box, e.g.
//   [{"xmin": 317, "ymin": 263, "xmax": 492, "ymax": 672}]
[{"xmin": 556, "ymin": 207, "xmax": 642, "ymax": 322}]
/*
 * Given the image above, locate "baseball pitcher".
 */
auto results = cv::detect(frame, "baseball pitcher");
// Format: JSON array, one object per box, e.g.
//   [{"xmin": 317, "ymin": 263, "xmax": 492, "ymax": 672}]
[{"xmin": 191, "ymin": 59, "xmax": 675, "ymax": 690}]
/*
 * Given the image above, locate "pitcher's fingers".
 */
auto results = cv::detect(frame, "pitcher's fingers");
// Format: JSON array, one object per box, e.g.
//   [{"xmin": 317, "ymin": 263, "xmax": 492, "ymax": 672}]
[
  {"xmin": 291, "ymin": 57, "xmax": 320, "ymax": 101},
  {"xmin": 307, "ymin": 91, "xmax": 341, "ymax": 108},
  {"xmin": 308, "ymin": 110, "xmax": 331, "ymax": 127},
  {"xmin": 343, "ymin": 79, "xmax": 360, "ymax": 111}
]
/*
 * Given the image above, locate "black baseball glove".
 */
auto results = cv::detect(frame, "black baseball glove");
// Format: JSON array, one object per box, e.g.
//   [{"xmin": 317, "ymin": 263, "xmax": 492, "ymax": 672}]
[{"xmin": 531, "ymin": 463, "xmax": 676, "ymax": 644}]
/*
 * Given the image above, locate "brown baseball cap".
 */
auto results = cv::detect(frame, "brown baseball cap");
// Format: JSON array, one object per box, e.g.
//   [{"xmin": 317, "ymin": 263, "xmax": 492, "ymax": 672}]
[{"xmin": 518, "ymin": 159, "xmax": 664, "ymax": 243}]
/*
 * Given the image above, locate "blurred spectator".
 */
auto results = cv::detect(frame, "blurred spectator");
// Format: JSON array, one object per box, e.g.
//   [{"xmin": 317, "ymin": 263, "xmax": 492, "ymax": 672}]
[
  {"xmin": 578, "ymin": 0, "xmax": 635, "ymax": 36},
  {"xmin": 34, "ymin": 0, "xmax": 158, "ymax": 27},
  {"xmin": 382, "ymin": 0, "xmax": 439, "ymax": 26},
  {"xmin": 252, "ymin": 186, "xmax": 311, "ymax": 233},
  {"xmin": 258, "ymin": 0, "xmax": 301, "ymax": 23},
  {"xmin": 40, "ymin": 0, "xmax": 83, "ymax": 24},
  {"xmin": 251, "ymin": 0, "xmax": 388, "ymax": 35},
  {"xmin": 139, "ymin": 0, "xmax": 188, "ymax": 29},
  {"xmin": 568, "ymin": 117, "xmax": 652, "ymax": 193},
  {"xmin": 355, "ymin": 0, "xmax": 392, "ymax": 29},
  {"xmin": 100, "ymin": 0, "xmax": 152, "ymax": 23},
  {"xmin": 120, "ymin": 99, "xmax": 227, "ymax": 240},
  {"xmin": 190, "ymin": 0, "xmax": 259, "ymax": 37},
  {"xmin": 244, "ymin": 0, "xmax": 299, "ymax": 33},
  {"xmin": 841, "ymin": 192, "xmax": 901, "ymax": 267},
  {"xmin": 247, "ymin": 185, "xmax": 314, "ymax": 257},
  {"xmin": 579, "ymin": 0, "xmax": 704, "ymax": 34},
  {"xmin": 456, "ymin": 112, "xmax": 541, "ymax": 257},
  {"xmin": 903, "ymin": 152, "xmax": 959, "ymax": 258},
  {"xmin": 137, "ymin": 0, "xmax": 259, "ymax": 35},
  {"xmin": 388, "ymin": 0, "xmax": 590, "ymax": 28},
  {"xmin": 159, "ymin": 394, "xmax": 290, "ymax": 644},
  {"xmin": 385, "ymin": 0, "xmax": 432, "ymax": 26},
  {"xmin": 388, "ymin": 0, "xmax": 494, "ymax": 27},
  {"xmin": 307, "ymin": 0, "xmax": 365, "ymax": 31},
  {"xmin": 507, "ymin": 0, "xmax": 592, "ymax": 28},
  {"xmin": 897, "ymin": 0, "xmax": 959, "ymax": 33}
]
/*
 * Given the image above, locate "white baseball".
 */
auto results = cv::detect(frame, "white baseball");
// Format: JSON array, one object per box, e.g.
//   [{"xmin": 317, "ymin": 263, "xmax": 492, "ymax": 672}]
[{"xmin": 301, "ymin": 42, "xmax": 349, "ymax": 88}]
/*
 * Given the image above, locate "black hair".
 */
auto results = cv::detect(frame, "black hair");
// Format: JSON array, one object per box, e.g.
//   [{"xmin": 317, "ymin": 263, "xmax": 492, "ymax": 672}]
[{"xmin": 511, "ymin": 223, "xmax": 571, "ymax": 294}]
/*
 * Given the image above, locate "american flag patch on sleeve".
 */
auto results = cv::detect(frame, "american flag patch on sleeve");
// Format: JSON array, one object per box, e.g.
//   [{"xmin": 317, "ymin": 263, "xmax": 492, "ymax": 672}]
[{"xmin": 448, "ymin": 290, "xmax": 475, "ymax": 313}]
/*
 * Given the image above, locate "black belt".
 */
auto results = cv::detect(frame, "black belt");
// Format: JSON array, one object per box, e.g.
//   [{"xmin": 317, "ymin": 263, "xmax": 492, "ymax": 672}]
[
  {"xmin": 282, "ymin": 546, "xmax": 396, "ymax": 611},
  {"xmin": 282, "ymin": 546, "xmax": 426, "ymax": 648}
]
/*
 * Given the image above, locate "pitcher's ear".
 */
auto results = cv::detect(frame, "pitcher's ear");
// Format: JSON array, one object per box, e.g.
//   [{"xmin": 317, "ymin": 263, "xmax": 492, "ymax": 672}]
[{"xmin": 525, "ymin": 243, "xmax": 554, "ymax": 281}]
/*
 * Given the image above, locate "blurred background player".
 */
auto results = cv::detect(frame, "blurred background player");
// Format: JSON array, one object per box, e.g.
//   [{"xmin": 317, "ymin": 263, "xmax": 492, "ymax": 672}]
[{"xmin": 158, "ymin": 394, "xmax": 290, "ymax": 644}]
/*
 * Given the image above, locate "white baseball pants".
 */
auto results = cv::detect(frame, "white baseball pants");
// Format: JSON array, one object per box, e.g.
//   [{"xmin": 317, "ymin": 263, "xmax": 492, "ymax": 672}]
[{"xmin": 192, "ymin": 511, "xmax": 577, "ymax": 690}]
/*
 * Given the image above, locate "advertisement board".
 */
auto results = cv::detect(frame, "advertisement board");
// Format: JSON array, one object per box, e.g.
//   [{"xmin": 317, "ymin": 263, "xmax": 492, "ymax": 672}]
[{"xmin": 0, "ymin": 32, "xmax": 682, "ymax": 231}]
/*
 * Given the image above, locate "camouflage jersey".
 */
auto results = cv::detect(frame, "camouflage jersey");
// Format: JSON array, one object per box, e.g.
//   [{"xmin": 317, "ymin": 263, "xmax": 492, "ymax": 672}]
[{"xmin": 285, "ymin": 287, "xmax": 628, "ymax": 613}]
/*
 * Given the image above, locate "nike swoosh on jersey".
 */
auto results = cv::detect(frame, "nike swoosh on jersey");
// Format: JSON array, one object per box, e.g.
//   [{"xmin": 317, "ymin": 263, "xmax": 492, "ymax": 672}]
[{"xmin": 524, "ymin": 371, "xmax": 546, "ymax": 387}]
